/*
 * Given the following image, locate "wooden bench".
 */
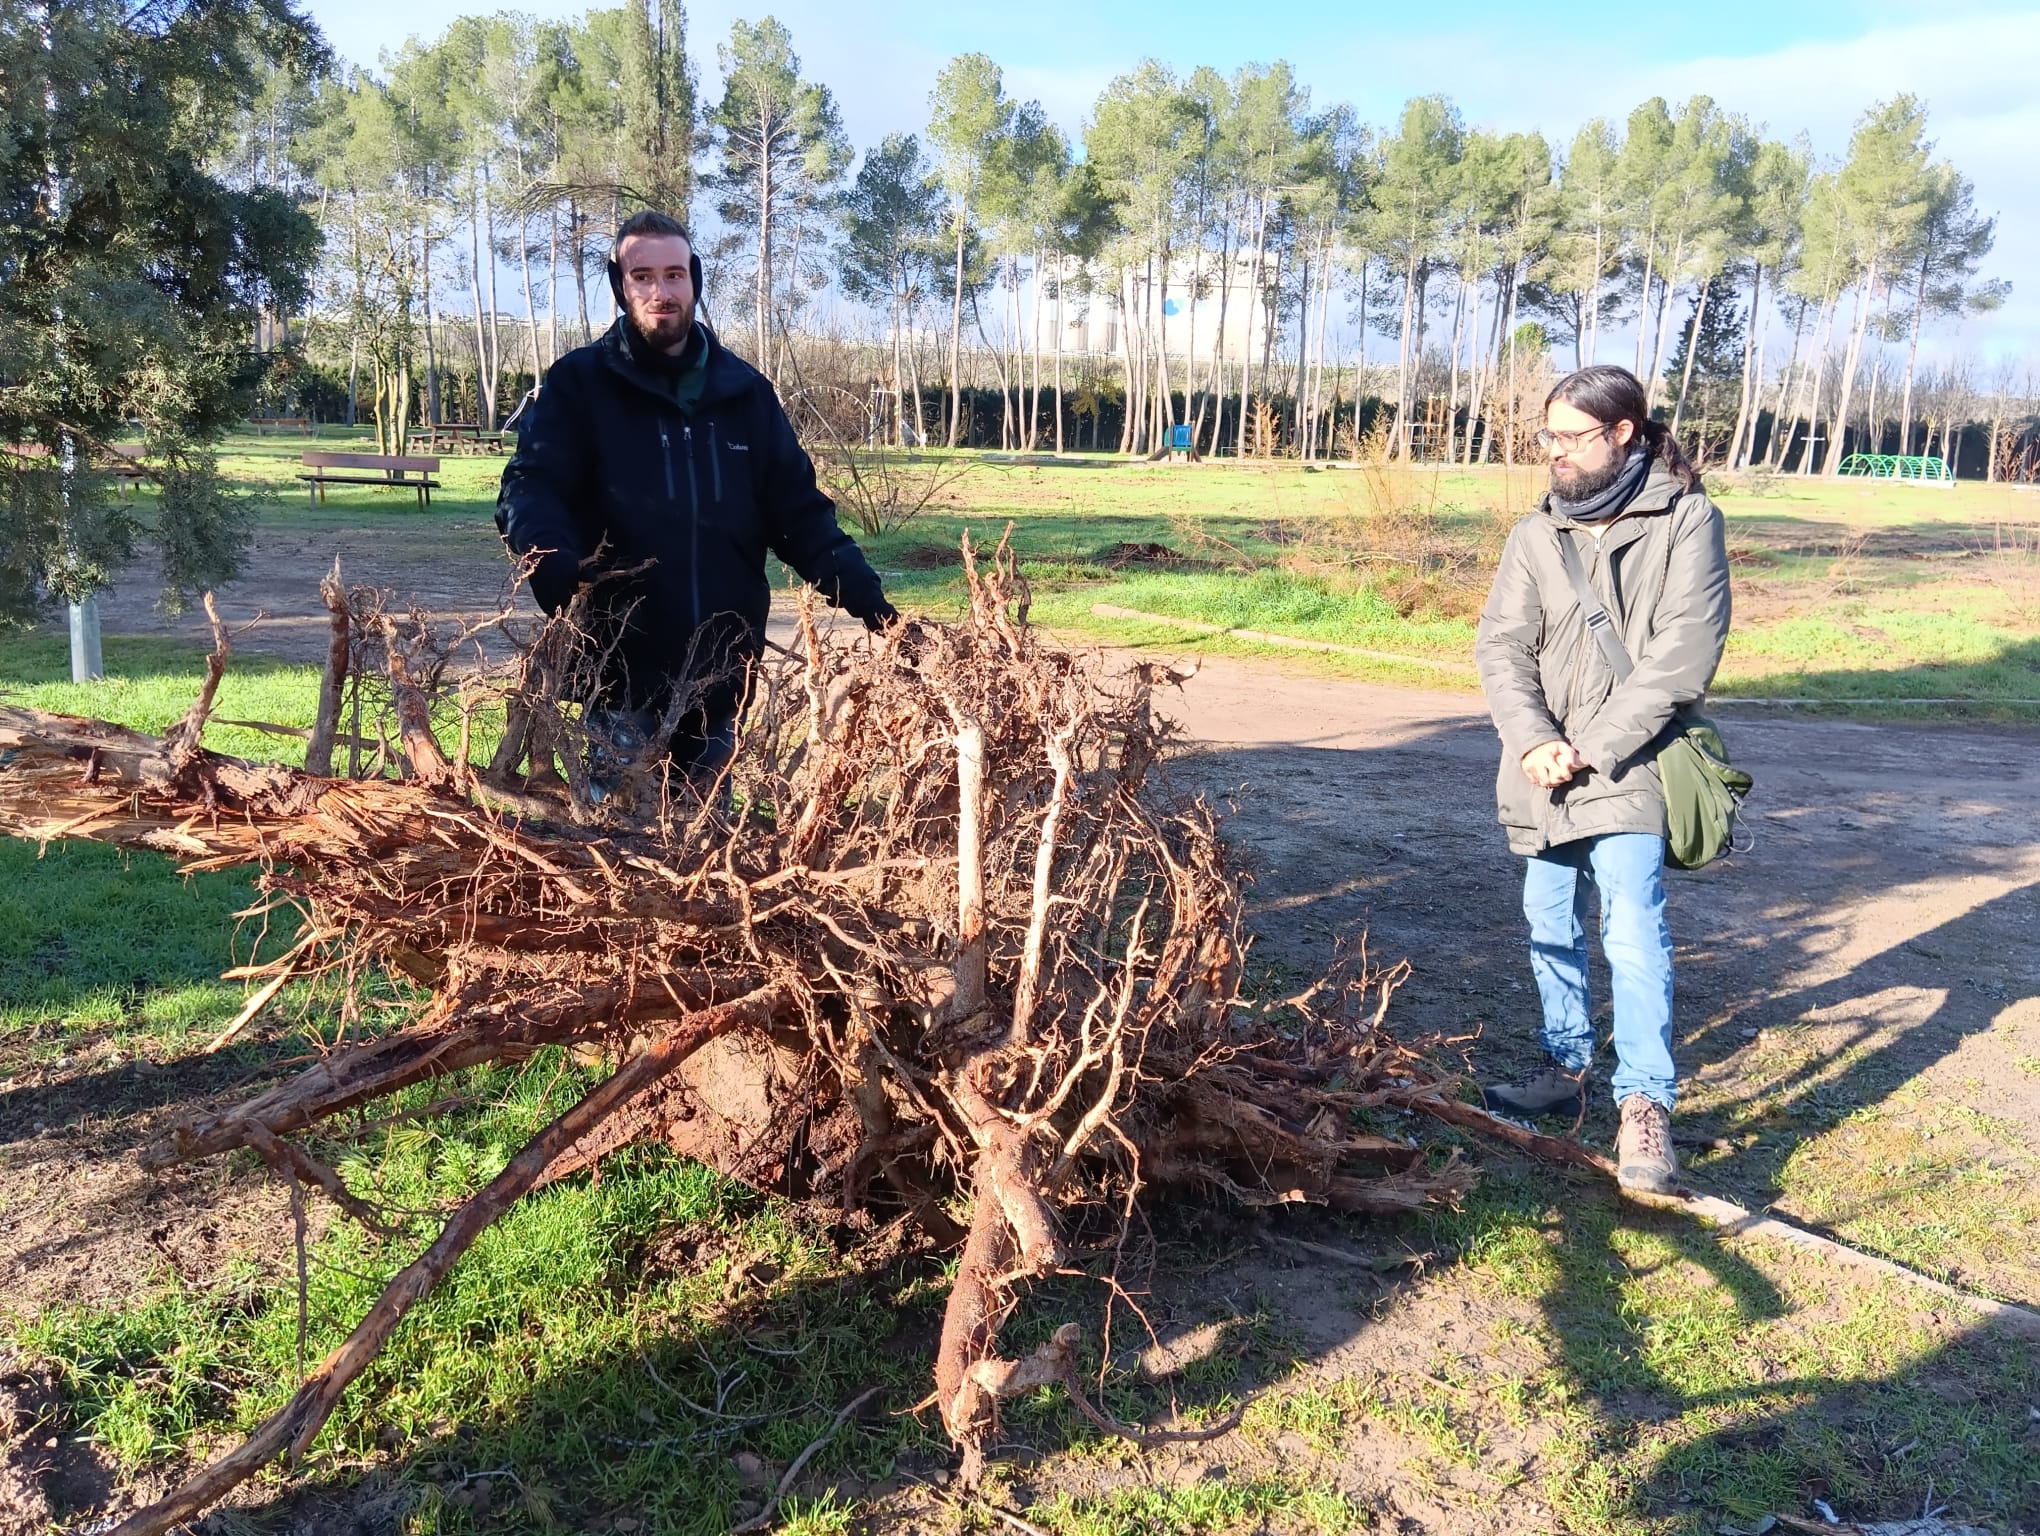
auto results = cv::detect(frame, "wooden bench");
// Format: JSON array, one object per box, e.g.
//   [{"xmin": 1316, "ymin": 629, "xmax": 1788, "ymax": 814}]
[
  {"xmin": 250, "ymin": 416, "xmax": 314, "ymax": 435},
  {"xmin": 297, "ymin": 451, "xmax": 442, "ymax": 510}
]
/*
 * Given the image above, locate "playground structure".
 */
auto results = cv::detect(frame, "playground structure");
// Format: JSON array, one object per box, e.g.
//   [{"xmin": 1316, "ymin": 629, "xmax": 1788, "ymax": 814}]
[{"xmin": 1837, "ymin": 453, "xmax": 1954, "ymax": 484}]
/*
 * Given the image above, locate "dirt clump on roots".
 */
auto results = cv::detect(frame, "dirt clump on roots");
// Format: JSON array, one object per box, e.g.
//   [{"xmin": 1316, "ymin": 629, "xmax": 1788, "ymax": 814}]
[{"xmin": 0, "ymin": 536, "xmax": 1599, "ymax": 1535}]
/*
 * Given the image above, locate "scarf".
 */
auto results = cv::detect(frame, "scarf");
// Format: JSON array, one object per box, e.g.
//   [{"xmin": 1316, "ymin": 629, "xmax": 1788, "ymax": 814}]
[
  {"xmin": 621, "ymin": 317, "xmax": 709, "ymax": 413},
  {"xmin": 1550, "ymin": 446, "xmax": 1649, "ymax": 525}
]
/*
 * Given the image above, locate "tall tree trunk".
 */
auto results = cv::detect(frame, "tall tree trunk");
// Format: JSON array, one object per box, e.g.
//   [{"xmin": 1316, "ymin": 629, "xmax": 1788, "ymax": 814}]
[
  {"xmin": 1052, "ymin": 258, "xmax": 1066, "ymax": 455},
  {"xmin": 906, "ymin": 289, "xmax": 928, "ymax": 447},
  {"xmin": 1237, "ymin": 196, "xmax": 1270, "ymax": 460},
  {"xmin": 1764, "ymin": 300, "xmax": 1810, "ymax": 469},
  {"xmin": 1585, "ymin": 220, "xmax": 1606, "ymax": 363},
  {"xmin": 1309, "ymin": 237, "xmax": 1334, "ymax": 461},
  {"xmin": 1183, "ymin": 240, "xmax": 1201, "ymax": 449},
  {"xmin": 482, "ymin": 160, "xmax": 501, "ymax": 425},
  {"xmin": 1444, "ymin": 275, "xmax": 1467, "ymax": 462},
  {"xmin": 570, "ymin": 202, "xmax": 592, "ymax": 345},
  {"xmin": 995, "ymin": 254, "xmax": 1011, "ymax": 446},
  {"xmin": 1899, "ymin": 252, "xmax": 1931, "ymax": 454},
  {"xmin": 1502, "ymin": 269, "xmax": 1521, "ymax": 469},
  {"xmin": 1391, "ymin": 222, "xmax": 1419, "ymax": 460},
  {"xmin": 1644, "ymin": 236, "xmax": 1687, "ymax": 412},
  {"xmin": 1824, "ymin": 260, "xmax": 1879, "ymax": 477},
  {"xmin": 1669, "ymin": 279, "xmax": 1709, "ymax": 438},
  {"xmin": 421, "ymin": 219, "xmax": 442, "ymax": 428},
  {"xmin": 1126, "ymin": 265, "xmax": 1142, "ymax": 448},
  {"xmin": 1863, "ymin": 349, "xmax": 1885, "ymax": 455},
  {"xmin": 1632, "ymin": 220, "xmax": 1658, "ymax": 376},
  {"xmin": 754, "ymin": 144, "xmax": 773, "ymax": 376},
  {"xmin": 1201, "ymin": 202, "xmax": 1235, "ymax": 457},
  {"xmin": 1154, "ymin": 249, "xmax": 1175, "ymax": 448},
  {"xmin": 518, "ymin": 209, "xmax": 542, "ymax": 383},
  {"xmin": 547, "ymin": 204, "xmax": 561, "ymax": 369},
  {"xmin": 947, "ymin": 216, "xmax": 967, "ymax": 447},
  {"xmin": 1026, "ymin": 248, "xmax": 1043, "ymax": 451},
  {"xmin": 1798, "ymin": 293, "xmax": 1840, "ymax": 475},
  {"xmin": 1462, "ymin": 275, "xmax": 1485, "ymax": 466},
  {"xmin": 1727, "ymin": 264, "xmax": 1764, "ymax": 468},
  {"xmin": 466, "ymin": 176, "xmax": 490, "ymax": 428}
]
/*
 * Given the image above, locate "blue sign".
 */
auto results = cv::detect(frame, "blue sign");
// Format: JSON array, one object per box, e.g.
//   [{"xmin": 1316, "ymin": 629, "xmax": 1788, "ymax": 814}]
[{"xmin": 1170, "ymin": 423, "xmax": 1192, "ymax": 450}]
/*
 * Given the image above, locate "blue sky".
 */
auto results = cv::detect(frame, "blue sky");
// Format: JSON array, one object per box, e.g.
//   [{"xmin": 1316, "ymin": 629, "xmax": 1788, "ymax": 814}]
[{"xmin": 307, "ymin": 0, "xmax": 2040, "ymax": 364}]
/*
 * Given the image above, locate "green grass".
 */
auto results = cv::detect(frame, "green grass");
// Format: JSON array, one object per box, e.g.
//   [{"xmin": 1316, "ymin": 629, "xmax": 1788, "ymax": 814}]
[
  {"xmin": 1412, "ymin": 1173, "xmax": 2040, "ymax": 1534},
  {"xmin": 0, "ymin": 838, "xmax": 257, "ymax": 1054},
  {"xmin": 96, "ymin": 431, "xmax": 2040, "ymax": 713},
  {"xmin": 1030, "ymin": 1477, "xmax": 1373, "ymax": 1535},
  {"xmin": 0, "ymin": 634, "xmax": 324, "ymax": 764},
  {"xmin": 19, "ymin": 1083, "xmax": 948, "ymax": 1530}
]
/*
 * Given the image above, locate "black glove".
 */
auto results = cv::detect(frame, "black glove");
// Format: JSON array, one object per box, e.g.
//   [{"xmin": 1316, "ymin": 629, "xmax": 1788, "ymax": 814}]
[{"xmin": 861, "ymin": 598, "xmax": 900, "ymax": 634}]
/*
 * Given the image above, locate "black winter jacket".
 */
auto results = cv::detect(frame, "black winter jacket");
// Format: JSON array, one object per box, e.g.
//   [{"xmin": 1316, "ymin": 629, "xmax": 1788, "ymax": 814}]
[{"xmin": 496, "ymin": 319, "xmax": 893, "ymax": 710}]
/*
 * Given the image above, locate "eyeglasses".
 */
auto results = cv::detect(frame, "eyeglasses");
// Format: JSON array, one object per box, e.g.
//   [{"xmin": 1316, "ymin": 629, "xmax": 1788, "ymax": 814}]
[{"xmin": 1536, "ymin": 423, "xmax": 1614, "ymax": 453}]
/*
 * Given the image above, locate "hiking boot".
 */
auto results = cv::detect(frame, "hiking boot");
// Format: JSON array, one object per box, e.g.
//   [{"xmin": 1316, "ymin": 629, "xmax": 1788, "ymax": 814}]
[
  {"xmin": 1616, "ymin": 1095, "xmax": 1679, "ymax": 1193},
  {"xmin": 1482, "ymin": 1064, "xmax": 1588, "ymax": 1119}
]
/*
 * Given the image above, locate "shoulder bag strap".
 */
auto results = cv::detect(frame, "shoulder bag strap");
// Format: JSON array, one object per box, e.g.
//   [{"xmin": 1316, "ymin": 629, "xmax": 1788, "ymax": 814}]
[{"xmin": 1554, "ymin": 528, "xmax": 1635, "ymax": 683}]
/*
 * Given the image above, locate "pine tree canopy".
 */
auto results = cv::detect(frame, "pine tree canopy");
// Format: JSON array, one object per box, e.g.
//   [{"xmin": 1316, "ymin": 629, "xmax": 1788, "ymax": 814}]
[{"xmin": 0, "ymin": 0, "xmax": 324, "ymax": 622}]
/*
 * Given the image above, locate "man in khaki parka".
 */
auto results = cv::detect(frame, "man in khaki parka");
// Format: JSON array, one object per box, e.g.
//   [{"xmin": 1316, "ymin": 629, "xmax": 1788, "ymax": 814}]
[{"xmin": 1473, "ymin": 365, "xmax": 1731, "ymax": 1192}]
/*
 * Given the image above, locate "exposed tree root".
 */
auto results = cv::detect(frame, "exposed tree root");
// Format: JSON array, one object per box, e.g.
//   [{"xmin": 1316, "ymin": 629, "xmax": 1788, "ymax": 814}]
[{"xmin": 0, "ymin": 539, "xmax": 1589, "ymax": 1532}]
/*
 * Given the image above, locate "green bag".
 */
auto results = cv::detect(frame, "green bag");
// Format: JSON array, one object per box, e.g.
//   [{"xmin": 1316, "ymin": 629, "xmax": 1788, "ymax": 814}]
[
  {"xmin": 1556, "ymin": 532, "xmax": 1752, "ymax": 871},
  {"xmin": 1653, "ymin": 715, "xmax": 1753, "ymax": 870}
]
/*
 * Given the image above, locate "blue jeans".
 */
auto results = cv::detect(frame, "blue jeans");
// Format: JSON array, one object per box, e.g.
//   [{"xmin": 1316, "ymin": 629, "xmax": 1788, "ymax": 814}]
[{"xmin": 1521, "ymin": 832, "xmax": 1676, "ymax": 1109}]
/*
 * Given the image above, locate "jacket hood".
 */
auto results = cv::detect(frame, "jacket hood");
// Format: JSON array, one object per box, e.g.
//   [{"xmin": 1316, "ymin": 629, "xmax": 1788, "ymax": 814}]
[{"xmin": 1537, "ymin": 454, "xmax": 1690, "ymax": 530}]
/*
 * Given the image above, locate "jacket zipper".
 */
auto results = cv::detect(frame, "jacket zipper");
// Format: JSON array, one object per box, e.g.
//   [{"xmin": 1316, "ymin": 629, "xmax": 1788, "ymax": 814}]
[
  {"xmin": 659, "ymin": 423, "xmax": 675, "ymax": 500},
  {"xmin": 708, "ymin": 425, "xmax": 723, "ymax": 502},
  {"xmin": 683, "ymin": 423, "xmax": 702, "ymax": 628}
]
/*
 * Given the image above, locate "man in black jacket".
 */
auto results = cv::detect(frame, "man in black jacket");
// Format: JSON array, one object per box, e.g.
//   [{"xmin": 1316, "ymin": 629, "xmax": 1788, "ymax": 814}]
[{"xmin": 496, "ymin": 209, "xmax": 896, "ymax": 776}]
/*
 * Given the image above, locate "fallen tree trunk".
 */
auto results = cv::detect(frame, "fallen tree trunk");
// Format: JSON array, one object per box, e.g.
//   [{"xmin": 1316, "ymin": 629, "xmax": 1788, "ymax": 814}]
[{"xmin": 0, "ymin": 541, "xmax": 1540, "ymax": 1532}]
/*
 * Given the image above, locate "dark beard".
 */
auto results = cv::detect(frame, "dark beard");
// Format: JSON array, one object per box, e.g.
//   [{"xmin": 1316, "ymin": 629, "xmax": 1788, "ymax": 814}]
[
  {"xmin": 1552, "ymin": 452, "xmax": 1629, "ymax": 502},
  {"xmin": 631, "ymin": 307, "xmax": 692, "ymax": 352}
]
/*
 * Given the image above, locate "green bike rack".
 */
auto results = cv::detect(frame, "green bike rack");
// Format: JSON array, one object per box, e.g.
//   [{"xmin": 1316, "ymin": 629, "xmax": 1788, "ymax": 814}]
[{"xmin": 1837, "ymin": 454, "xmax": 1951, "ymax": 483}]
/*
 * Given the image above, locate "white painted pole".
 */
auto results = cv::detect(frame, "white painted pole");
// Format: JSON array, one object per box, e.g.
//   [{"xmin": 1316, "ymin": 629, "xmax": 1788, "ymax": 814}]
[{"xmin": 68, "ymin": 595, "xmax": 103, "ymax": 682}]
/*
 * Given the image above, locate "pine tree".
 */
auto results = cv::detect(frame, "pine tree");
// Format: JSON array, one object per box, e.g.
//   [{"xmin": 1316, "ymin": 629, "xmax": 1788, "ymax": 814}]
[
  {"xmin": 0, "ymin": 0, "xmax": 323, "ymax": 639},
  {"xmin": 1662, "ymin": 274, "xmax": 1745, "ymax": 457},
  {"xmin": 705, "ymin": 17, "xmax": 848, "ymax": 377}
]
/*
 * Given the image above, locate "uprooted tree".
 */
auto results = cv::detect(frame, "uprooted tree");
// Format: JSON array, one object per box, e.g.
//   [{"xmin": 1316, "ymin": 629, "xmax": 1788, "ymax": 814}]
[{"xmin": 0, "ymin": 540, "xmax": 1602, "ymax": 1534}]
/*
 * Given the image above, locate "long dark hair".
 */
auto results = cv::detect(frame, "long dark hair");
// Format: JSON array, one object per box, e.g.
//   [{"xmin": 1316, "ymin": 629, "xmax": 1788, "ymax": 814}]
[{"xmin": 1544, "ymin": 365, "xmax": 1700, "ymax": 493}]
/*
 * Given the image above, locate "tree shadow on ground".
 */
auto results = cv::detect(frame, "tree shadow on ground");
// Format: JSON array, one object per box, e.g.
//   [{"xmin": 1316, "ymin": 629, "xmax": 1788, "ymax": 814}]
[
  {"xmin": 21, "ymin": 1166, "xmax": 1385, "ymax": 1536},
  {"xmin": 1165, "ymin": 661, "xmax": 2038, "ymax": 1528}
]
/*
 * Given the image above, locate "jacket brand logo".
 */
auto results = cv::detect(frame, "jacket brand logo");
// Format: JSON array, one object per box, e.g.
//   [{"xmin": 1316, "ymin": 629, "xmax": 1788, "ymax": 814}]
[{"xmin": 726, "ymin": 442, "xmax": 750, "ymax": 452}]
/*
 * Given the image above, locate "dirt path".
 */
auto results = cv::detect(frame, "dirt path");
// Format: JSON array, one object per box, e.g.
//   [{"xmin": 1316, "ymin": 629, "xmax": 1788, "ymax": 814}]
[{"xmin": 1160, "ymin": 656, "xmax": 2040, "ymax": 1272}]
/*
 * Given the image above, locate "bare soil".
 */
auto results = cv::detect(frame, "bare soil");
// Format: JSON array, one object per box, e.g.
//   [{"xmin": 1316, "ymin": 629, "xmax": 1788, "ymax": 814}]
[{"xmin": 9, "ymin": 527, "xmax": 2039, "ymax": 1531}]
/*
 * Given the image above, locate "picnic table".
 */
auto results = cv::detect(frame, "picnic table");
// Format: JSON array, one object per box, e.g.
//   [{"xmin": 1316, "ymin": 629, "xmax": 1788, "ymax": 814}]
[
  {"xmin": 6, "ymin": 441, "xmax": 153, "ymax": 497},
  {"xmin": 297, "ymin": 451, "xmax": 442, "ymax": 510},
  {"xmin": 406, "ymin": 422, "xmax": 507, "ymax": 455},
  {"xmin": 108, "ymin": 443, "xmax": 149, "ymax": 499}
]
